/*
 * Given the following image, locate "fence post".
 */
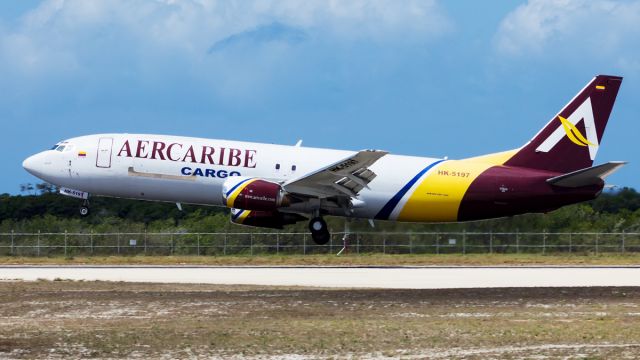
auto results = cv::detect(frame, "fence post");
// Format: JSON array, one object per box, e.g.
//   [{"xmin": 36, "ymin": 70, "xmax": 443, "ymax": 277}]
[
  {"xmin": 595, "ymin": 233, "xmax": 599, "ymax": 255},
  {"xmin": 542, "ymin": 231, "xmax": 546, "ymax": 255},
  {"xmin": 330, "ymin": 232, "xmax": 333, "ymax": 253},
  {"xmin": 383, "ymin": 232, "xmax": 386, "ymax": 254},
  {"xmin": 250, "ymin": 233, "xmax": 253, "ymax": 256},
  {"xmin": 170, "ymin": 233, "xmax": 174, "ymax": 255},
  {"xmin": 37, "ymin": 230, "xmax": 40, "ymax": 257},
  {"xmin": 303, "ymin": 233, "xmax": 307, "ymax": 255},
  {"xmin": 462, "ymin": 230, "xmax": 466, "ymax": 255},
  {"xmin": 436, "ymin": 234, "xmax": 440, "ymax": 255},
  {"xmin": 197, "ymin": 233, "xmax": 200, "ymax": 256},
  {"xmin": 515, "ymin": 230, "xmax": 519, "ymax": 254},
  {"xmin": 117, "ymin": 233, "xmax": 120, "ymax": 255},
  {"xmin": 409, "ymin": 235, "xmax": 413, "ymax": 254},
  {"xmin": 622, "ymin": 231, "xmax": 625, "ymax": 253},
  {"xmin": 489, "ymin": 231, "xmax": 493, "ymax": 254},
  {"xmin": 144, "ymin": 230, "xmax": 147, "ymax": 255},
  {"xmin": 569, "ymin": 232, "xmax": 572, "ymax": 253},
  {"xmin": 64, "ymin": 230, "xmax": 68, "ymax": 257},
  {"xmin": 10, "ymin": 230, "xmax": 14, "ymax": 256},
  {"xmin": 276, "ymin": 233, "xmax": 280, "ymax": 255},
  {"xmin": 224, "ymin": 233, "xmax": 227, "ymax": 255},
  {"xmin": 90, "ymin": 230, "xmax": 94, "ymax": 256}
]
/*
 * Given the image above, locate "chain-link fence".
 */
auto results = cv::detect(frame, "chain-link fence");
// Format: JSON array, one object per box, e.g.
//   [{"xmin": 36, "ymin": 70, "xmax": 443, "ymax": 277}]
[{"xmin": 1, "ymin": 231, "xmax": 639, "ymax": 256}]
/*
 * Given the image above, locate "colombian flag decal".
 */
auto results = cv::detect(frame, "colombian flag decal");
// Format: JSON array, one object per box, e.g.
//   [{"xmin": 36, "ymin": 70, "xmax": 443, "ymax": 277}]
[{"xmin": 78, "ymin": 151, "xmax": 87, "ymax": 157}]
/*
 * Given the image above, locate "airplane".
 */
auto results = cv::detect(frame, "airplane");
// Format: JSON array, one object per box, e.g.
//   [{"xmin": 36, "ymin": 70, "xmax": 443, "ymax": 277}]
[{"xmin": 23, "ymin": 75, "xmax": 626, "ymax": 245}]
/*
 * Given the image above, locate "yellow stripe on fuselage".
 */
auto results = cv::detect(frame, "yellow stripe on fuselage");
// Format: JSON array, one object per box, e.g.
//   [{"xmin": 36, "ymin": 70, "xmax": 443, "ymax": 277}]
[
  {"xmin": 225, "ymin": 179, "xmax": 258, "ymax": 208},
  {"xmin": 397, "ymin": 149, "xmax": 517, "ymax": 222},
  {"xmin": 461, "ymin": 149, "xmax": 518, "ymax": 164}
]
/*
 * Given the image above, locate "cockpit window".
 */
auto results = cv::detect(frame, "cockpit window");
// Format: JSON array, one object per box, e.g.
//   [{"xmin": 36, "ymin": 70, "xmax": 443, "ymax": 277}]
[{"xmin": 51, "ymin": 141, "xmax": 69, "ymax": 151}]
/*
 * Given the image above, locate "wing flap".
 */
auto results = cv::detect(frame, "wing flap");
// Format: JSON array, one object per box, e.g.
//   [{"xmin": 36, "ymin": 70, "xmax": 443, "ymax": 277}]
[
  {"xmin": 546, "ymin": 161, "xmax": 627, "ymax": 188},
  {"xmin": 283, "ymin": 149, "xmax": 388, "ymax": 198}
]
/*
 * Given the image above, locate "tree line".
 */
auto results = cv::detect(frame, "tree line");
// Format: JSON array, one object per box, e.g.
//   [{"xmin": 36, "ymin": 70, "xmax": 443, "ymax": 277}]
[{"xmin": 1, "ymin": 183, "xmax": 640, "ymax": 234}]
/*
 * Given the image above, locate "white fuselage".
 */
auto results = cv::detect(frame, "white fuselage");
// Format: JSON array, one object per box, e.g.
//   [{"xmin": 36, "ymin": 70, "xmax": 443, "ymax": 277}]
[{"xmin": 23, "ymin": 134, "xmax": 441, "ymax": 220}]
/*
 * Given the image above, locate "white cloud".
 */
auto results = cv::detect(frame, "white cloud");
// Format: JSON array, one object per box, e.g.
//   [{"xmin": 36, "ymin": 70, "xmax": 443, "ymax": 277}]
[
  {"xmin": 494, "ymin": 0, "xmax": 640, "ymax": 58},
  {"xmin": 0, "ymin": 0, "xmax": 451, "ymax": 78}
]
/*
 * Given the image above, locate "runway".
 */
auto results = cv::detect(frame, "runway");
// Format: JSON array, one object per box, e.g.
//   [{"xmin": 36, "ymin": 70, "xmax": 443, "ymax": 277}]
[{"xmin": 2, "ymin": 265, "xmax": 640, "ymax": 288}]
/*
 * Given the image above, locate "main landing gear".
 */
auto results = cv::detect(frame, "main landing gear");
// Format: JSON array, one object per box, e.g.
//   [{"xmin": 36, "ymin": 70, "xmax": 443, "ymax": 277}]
[
  {"xmin": 79, "ymin": 200, "xmax": 90, "ymax": 217},
  {"xmin": 308, "ymin": 217, "xmax": 331, "ymax": 245}
]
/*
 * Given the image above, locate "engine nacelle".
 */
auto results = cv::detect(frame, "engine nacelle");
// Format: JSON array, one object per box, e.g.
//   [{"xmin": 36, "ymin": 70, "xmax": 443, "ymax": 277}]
[
  {"xmin": 222, "ymin": 177, "xmax": 290, "ymax": 211},
  {"xmin": 230, "ymin": 208, "xmax": 306, "ymax": 229}
]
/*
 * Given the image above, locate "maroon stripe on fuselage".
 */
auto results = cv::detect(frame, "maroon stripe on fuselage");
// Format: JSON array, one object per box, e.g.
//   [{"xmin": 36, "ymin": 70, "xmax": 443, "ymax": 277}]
[{"xmin": 458, "ymin": 165, "xmax": 603, "ymax": 221}]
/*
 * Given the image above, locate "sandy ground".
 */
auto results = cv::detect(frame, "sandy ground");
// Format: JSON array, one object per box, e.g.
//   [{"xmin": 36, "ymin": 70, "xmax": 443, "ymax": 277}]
[
  {"xmin": 1, "ymin": 281, "xmax": 640, "ymax": 359},
  {"xmin": 3, "ymin": 265, "xmax": 640, "ymax": 288}
]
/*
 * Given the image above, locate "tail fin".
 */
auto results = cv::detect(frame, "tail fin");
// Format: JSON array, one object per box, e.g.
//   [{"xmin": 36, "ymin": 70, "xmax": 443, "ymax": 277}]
[{"xmin": 504, "ymin": 75, "xmax": 622, "ymax": 173}]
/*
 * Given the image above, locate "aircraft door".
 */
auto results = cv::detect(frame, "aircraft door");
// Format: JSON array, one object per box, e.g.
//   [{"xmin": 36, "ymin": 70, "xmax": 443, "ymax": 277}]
[{"xmin": 96, "ymin": 137, "xmax": 114, "ymax": 168}]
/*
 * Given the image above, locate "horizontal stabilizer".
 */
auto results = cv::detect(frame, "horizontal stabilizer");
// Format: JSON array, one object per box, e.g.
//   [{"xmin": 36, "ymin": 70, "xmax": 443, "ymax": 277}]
[{"xmin": 546, "ymin": 161, "xmax": 627, "ymax": 188}]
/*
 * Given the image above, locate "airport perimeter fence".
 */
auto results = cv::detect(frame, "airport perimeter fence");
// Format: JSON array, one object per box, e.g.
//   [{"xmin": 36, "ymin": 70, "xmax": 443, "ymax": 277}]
[{"xmin": 1, "ymin": 231, "xmax": 640, "ymax": 257}]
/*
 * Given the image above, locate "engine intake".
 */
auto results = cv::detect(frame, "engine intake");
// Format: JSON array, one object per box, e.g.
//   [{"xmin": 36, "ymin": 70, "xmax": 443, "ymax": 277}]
[{"xmin": 222, "ymin": 177, "xmax": 290, "ymax": 211}]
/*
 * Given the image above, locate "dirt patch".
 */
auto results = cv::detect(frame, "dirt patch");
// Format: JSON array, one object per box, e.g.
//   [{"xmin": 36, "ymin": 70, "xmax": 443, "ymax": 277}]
[{"xmin": 1, "ymin": 281, "xmax": 640, "ymax": 358}]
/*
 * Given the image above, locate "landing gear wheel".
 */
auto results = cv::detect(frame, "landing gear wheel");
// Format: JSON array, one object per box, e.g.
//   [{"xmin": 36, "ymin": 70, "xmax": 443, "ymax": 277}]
[
  {"xmin": 79, "ymin": 206, "xmax": 90, "ymax": 217},
  {"xmin": 309, "ymin": 217, "xmax": 330, "ymax": 245}
]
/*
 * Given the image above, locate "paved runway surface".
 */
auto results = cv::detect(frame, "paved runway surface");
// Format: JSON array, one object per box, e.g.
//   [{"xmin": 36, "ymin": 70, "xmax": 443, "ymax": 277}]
[{"xmin": 2, "ymin": 265, "xmax": 640, "ymax": 288}]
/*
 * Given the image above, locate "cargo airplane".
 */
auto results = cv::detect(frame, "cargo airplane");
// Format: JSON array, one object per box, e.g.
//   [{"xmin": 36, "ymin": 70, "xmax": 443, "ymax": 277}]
[{"xmin": 23, "ymin": 75, "xmax": 626, "ymax": 244}]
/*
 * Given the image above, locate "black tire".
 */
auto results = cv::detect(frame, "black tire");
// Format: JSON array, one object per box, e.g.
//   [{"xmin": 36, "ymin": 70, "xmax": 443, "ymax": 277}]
[
  {"xmin": 79, "ymin": 206, "xmax": 90, "ymax": 217},
  {"xmin": 309, "ymin": 217, "xmax": 331, "ymax": 245},
  {"xmin": 311, "ymin": 230, "xmax": 331, "ymax": 245}
]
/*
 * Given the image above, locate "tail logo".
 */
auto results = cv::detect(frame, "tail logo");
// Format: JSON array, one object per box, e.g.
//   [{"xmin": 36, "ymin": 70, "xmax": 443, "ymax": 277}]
[
  {"xmin": 536, "ymin": 97, "xmax": 599, "ymax": 160},
  {"xmin": 558, "ymin": 116, "xmax": 596, "ymax": 147}
]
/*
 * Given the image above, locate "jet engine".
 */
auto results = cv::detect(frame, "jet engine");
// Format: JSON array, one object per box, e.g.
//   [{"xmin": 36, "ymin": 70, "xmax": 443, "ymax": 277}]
[
  {"xmin": 222, "ymin": 177, "xmax": 290, "ymax": 211},
  {"xmin": 230, "ymin": 208, "xmax": 306, "ymax": 229}
]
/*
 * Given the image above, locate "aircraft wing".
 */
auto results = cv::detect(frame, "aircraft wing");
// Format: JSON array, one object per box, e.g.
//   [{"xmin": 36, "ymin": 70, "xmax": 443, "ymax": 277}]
[{"xmin": 283, "ymin": 150, "xmax": 388, "ymax": 198}]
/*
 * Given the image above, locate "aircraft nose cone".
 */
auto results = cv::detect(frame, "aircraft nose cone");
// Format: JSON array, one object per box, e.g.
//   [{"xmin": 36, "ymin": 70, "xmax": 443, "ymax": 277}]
[
  {"xmin": 22, "ymin": 155, "xmax": 37, "ymax": 174},
  {"xmin": 22, "ymin": 152, "xmax": 47, "ymax": 178}
]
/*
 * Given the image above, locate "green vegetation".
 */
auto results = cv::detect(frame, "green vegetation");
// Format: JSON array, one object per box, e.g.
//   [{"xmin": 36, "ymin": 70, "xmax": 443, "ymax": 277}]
[{"xmin": 1, "ymin": 184, "xmax": 640, "ymax": 234}]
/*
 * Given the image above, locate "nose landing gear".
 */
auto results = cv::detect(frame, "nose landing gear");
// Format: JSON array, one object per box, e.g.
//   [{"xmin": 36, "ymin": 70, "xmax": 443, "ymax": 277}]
[{"xmin": 308, "ymin": 217, "xmax": 331, "ymax": 245}]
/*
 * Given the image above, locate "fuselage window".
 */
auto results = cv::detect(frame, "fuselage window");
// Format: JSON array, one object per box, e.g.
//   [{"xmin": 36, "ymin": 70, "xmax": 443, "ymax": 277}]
[
  {"xmin": 275, "ymin": 163, "xmax": 280, "ymax": 170},
  {"xmin": 56, "ymin": 146, "xmax": 66, "ymax": 152},
  {"xmin": 292, "ymin": 165, "xmax": 297, "ymax": 171}
]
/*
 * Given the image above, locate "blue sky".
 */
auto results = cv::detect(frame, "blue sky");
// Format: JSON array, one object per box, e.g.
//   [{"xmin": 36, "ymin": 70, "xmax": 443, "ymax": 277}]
[{"xmin": 1, "ymin": 0, "xmax": 639, "ymax": 194}]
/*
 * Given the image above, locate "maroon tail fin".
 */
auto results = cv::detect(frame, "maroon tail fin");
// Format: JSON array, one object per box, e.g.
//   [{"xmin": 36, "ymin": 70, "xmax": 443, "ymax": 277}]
[{"xmin": 504, "ymin": 75, "xmax": 622, "ymax": 173}]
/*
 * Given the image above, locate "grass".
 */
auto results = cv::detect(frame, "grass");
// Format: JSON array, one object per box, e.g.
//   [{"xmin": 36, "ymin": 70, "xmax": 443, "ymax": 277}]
[
  {"xmin": 1, "ymin": 281, "xmax": 640, "ymax": 358},
  {"xmin": 0, "ymin": 252, "xmax": 640, "ymax": 266}
]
